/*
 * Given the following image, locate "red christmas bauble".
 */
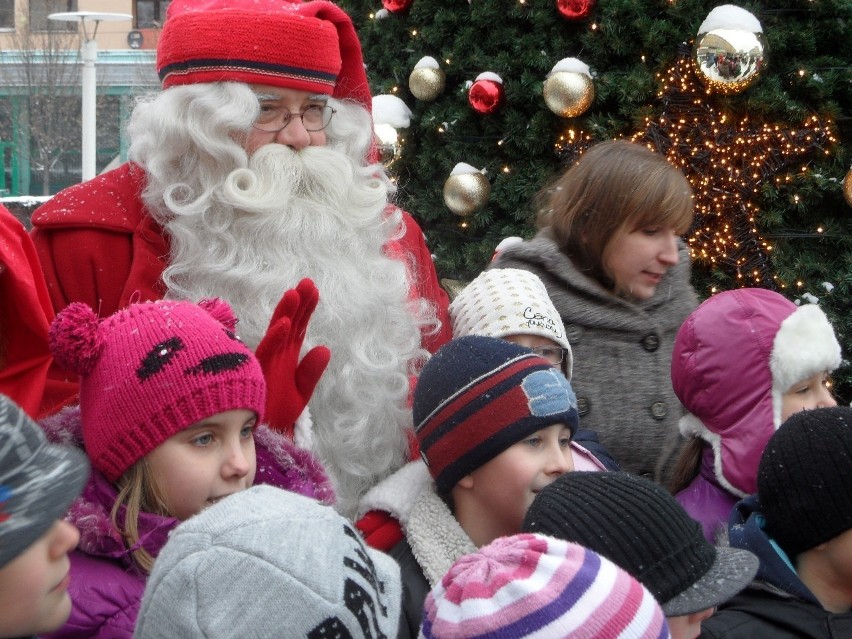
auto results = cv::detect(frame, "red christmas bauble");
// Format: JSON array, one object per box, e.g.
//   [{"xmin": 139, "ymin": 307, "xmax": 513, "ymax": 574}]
[
  {"xmin": 557, "ymin": 0, "xmax": 595, "ymax": 21},
  {"xmin": 468, "ymin": 78, "xmax": 504, "ymax": 115},
  {"xmin": 382, "ymin": 0, "xmax": 413, "ymax": 13}
]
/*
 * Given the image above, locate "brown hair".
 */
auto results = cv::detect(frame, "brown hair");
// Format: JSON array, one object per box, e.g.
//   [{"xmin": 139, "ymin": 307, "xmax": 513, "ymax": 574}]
[
  {"xmin": 535, "ymin": 140, "xmax": 694, "ymax": 289},
  {"xmin": 110, "ymin": 458, "xmax": 171, "ymax": 574},
  {"xmin": 667, "ymin": 437, "xmax": 704, "ymax": 495}
]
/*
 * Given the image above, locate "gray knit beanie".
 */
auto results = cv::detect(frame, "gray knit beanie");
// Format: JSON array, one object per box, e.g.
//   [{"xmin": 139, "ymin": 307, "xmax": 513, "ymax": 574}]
[
  {"xmin": 0, "ymin": 394, "xmax": 88, "ymax": 569},
  {"xmin": 135, "ymin": 485, "xmax": 402, "ymax": 638}
]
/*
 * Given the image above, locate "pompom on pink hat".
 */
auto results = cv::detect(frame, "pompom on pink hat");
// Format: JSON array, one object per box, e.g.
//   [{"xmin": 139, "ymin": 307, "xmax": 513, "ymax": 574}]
[{"xmin": 49, "ymin": 299, "xmax": 266, "ymax": 482}]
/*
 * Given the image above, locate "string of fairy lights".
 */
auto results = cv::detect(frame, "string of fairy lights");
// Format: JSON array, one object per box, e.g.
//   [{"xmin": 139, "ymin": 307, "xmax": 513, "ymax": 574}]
[{"xmin": 555, "ymin": 55, "xmax": 836, "ymax": 289}]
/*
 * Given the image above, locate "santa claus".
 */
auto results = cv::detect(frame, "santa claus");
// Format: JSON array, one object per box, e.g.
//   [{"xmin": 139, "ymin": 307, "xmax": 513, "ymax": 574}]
[{"xmin": 31, "ymin": 0, "xmax": 451, "ymax": 516}]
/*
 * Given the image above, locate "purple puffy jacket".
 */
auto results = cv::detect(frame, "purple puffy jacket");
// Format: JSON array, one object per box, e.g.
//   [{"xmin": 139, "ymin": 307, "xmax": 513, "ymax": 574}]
[{"xmin": 40, "ymin": 406, "xmax": 335, "ymax": 639}]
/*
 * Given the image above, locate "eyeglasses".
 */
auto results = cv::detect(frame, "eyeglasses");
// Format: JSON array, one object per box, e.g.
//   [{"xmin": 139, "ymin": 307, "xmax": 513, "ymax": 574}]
[
  {"xmin": 530, "ymin": 346, "xmax": 570, "ymax": 366},
  {"xmin": 252, "ymin": 104, "xmax": 336, "ymax": 133}
]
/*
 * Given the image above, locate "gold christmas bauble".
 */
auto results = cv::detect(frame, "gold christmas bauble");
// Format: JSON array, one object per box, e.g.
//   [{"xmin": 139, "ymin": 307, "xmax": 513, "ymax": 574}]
[
  {"xmin": 692, "ymin": 29, "xmax": 768, "ymax": 94},
  {"xmin": 409, "ymin": 67, "xmax": 446, "ymax": 101},
  {"xmin": 543, "ymin": 71, "xmax": 594, "ymax": 118},
  {"xmin": 443, "ymin": 172, "xmax": 490, "ymax": 216},
  {"xmin": 844, "ymin": 168, "xmax": 852, "ymax": 207}
]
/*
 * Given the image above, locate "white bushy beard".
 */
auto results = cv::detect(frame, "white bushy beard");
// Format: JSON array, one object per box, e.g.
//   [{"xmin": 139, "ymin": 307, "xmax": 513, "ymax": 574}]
[{"xmin": 146, "ymin": 143, "xmax": 429, "ymax": 517}]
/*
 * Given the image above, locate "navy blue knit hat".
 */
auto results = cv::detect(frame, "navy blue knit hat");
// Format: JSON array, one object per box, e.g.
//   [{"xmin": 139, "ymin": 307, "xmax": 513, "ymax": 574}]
[{"xmin": 413, "ymin": 335, "xmax": 579, "ymax": 493}]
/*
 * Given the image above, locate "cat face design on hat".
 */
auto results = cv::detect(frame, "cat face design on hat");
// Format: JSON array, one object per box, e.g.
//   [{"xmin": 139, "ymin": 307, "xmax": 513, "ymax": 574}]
[{"xmin": 50, "ymin": 299, "xmax": 267, "ymax": 482}]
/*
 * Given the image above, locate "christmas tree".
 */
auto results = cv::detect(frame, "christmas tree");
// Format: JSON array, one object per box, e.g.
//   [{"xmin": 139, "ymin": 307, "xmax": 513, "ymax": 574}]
[{"xmin": 337, "ymin": 0, "xmax": 852, "ymax": 401}]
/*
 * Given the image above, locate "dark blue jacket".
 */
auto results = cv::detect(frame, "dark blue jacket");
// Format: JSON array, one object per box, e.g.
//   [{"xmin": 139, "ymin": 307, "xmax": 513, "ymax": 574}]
[{"xmin": 700, "ymin": 495, "xmax": 852, "ymax": 638}]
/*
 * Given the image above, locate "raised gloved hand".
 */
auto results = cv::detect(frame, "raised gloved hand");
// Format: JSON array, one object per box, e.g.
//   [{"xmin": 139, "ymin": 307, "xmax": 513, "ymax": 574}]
[{"xmin": 255, "ymin": 279, "xmax": 331, "ymax": 439}]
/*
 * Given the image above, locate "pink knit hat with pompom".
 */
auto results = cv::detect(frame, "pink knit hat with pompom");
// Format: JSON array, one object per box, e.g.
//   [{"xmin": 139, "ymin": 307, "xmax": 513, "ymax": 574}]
[{"xmin": 49, "ymin": 299, "xmax": 266, "ymax": 482}]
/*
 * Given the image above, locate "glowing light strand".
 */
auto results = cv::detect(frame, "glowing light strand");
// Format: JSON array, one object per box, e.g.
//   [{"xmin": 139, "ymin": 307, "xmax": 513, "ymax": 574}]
[{"xmin": 555, "ymin": 54, "xmax": 836, "ymax": 287}]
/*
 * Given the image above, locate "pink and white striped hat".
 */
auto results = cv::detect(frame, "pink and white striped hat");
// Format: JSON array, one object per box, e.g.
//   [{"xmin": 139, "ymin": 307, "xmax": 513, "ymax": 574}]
[{"xmin": 420, "ymin": 533, "xmax": 671, "ymax": 639}]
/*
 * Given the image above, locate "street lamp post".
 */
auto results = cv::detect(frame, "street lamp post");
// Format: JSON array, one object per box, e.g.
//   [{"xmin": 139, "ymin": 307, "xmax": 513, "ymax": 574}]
[{"xmin": 47, "ymin": 11, "xmax": 132, "ymax": 182}]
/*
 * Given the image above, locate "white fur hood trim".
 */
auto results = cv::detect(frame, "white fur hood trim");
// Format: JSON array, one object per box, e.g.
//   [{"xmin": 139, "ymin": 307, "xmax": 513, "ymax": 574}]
[
  {"xmin": 770, "ymin": 303, "xmax": 841, "ymax": 398},
  {"xmin": 405, "ymin": 484, "xmax": 477, "ymax": 587},
  {"xmin": 355, "ymin": 460, "xmax": 432, "ymax": 525}
]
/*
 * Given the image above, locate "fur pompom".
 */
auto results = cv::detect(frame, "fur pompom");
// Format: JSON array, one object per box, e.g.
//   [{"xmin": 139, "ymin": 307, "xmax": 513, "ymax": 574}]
[
  {"xmin": 49, "ymin": 302, "xmax": 103, "ymax": 375},
  {"xmin": 198, "ymin": 297, "xmax": 239, "ymax": 332}
]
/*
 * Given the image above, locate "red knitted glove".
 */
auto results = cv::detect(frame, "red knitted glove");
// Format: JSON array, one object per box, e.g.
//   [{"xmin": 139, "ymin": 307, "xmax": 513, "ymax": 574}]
[{"xmin": 255, "ymin": 279, "xmax": 331, "ymax": 439}]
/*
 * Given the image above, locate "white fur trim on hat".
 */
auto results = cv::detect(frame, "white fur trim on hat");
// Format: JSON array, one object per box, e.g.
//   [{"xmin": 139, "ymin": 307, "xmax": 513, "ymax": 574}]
[
  {"xmin": 449, "ymin": 269, "xmax": 573, "ymax": 378},
  {"xmin": 770, "ymin": 303, "xmax": 841, "ymax": 427}
]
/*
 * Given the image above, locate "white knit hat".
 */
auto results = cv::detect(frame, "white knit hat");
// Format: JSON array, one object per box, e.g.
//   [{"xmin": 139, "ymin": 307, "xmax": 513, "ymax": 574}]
[{"xmin": 449, "ymin": 268, "xmax": 573, "ymax": 378}]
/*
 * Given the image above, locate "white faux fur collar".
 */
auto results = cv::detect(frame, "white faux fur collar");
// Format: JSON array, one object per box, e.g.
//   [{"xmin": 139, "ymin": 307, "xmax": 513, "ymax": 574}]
[
  {"xmin": 405, "ymin": 484, "xmax": 477, "ymax": 587},
  {"xmin": 355, "ymin": 460, "xmax": 432, "ymax": 525}
]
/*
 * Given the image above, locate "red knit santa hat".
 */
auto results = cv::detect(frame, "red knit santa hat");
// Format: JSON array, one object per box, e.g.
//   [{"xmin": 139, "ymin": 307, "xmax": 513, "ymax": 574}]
[{"xmin": 157, "ymin": 0, "xmax": 372, "ymax": 113}]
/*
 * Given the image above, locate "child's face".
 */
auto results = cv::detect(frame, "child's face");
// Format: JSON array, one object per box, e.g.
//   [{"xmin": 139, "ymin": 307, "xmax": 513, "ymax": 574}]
[
  {"xmin": 603, "ymin": 224, "xmax": 680, "ymax": 300},
  {"xmin": 781, "ymin": 371, "xmax": 836, "ymax": 423},
  {"xmin": 145, "ymin": 409, "xmax": 258, "ymax": 521},
  {"xmin": 0, "ymin": 519, "xmax": 79, "ymax": 638},
  {"xmin": 459, "ymin": 423, "xmax": 574, "ymax": 538},
  {"xmin": 666, "ymin": 607, "xmax": 715, "ymax": 639}
]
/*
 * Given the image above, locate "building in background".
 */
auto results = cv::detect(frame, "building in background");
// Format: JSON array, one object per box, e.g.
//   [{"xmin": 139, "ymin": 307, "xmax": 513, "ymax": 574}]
[{"xmin": 0, "ymin": 1, "xmax": 161, "ymax": 196}]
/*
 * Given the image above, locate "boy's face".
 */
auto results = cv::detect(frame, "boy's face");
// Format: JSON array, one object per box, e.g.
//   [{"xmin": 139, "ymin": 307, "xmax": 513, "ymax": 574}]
[
  {"xmin": 781, "ymin": 371, "xmax": 836, "ymax": 423},
  {"xmin": 457, "ymin": 423, "xmax": 574, "ymax": 540},
  {"xmin": 145, "ymin": 409, "xmax": 258, "ymax": 521},
  {"xmin": 0, "ymin": 519, "xmax": 79, "ymax": 637}
]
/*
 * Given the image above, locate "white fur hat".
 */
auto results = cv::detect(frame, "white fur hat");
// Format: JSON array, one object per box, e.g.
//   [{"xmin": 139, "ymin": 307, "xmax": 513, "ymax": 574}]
[
  {"xmin": 770, "ymin": 302, "xmax": 842, "ymax": 425},
  {"xmin": 449, "ymin": 268, "xmax": 573, "ymax": 378}
]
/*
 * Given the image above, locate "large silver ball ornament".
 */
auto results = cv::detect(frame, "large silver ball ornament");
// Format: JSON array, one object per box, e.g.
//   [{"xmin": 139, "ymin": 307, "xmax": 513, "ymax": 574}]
[
  {"xmin": 443, "ymin": 171, "xmax": 490, "ymax": 216},
  {"xmin": 692, "ymin": 27, "xmax": 767, "ymax": 94},
  {"xmin": 543, "ymin": 71, "xmax": 595, "ymax": 118}
]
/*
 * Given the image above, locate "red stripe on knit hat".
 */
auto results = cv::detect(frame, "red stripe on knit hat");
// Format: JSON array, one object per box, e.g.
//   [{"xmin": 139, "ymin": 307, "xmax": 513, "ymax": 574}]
[
  {"xmin": 416, "ymin": 356, "xmax": 539, "ymax": 445},
  {"xmin": 425, "ymin": 385, "xmax": 534, "ymax": 481}
]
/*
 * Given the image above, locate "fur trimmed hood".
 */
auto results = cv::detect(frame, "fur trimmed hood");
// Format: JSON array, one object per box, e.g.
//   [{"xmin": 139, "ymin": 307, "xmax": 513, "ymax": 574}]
[{"xmin": 672, "ymin": 289, "xmax": 841, "ymax": 497}]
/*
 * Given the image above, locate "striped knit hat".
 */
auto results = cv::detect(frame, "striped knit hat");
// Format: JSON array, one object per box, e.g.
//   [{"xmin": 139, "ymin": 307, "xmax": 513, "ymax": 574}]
[
  {"xmin": 157, "ymin": 0, "xmax": 372, "ymax": 112},
  {"xmin": 413, "ymin": 336, "xmax": 579, "ymax": 493},
  {"xmin": 420, "ymin": 533, "xmax": 671, "ymax": 639}
]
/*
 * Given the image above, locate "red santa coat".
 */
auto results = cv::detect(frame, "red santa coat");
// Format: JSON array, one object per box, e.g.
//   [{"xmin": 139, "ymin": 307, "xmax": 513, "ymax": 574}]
[
  {"xmin": 0, "ymin": 206, "xmax": 76, "ymax": 417},
  {"xmin": 31, "ymin": 162, "xmax": 452, "ymax": 413}
]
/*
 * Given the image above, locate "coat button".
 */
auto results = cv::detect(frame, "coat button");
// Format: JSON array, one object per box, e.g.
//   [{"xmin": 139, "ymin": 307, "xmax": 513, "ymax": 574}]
[
  {"xmin": 577, "ymin": 397, "xmax": 591, "ymax": 417},
  {"xmin": 641, "ymin": 333, "xmax": 660, "ymax": 352},
  {"xmin": 565, "ymin": 324, "xmax": 584, "ymax": 343},
  {"xmin": 650, "ymin": 401, "xmax": 668, "ymax": 420}
]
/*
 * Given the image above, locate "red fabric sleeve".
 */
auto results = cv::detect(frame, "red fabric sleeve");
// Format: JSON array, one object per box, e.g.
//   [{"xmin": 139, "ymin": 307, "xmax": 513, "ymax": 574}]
[{"xmin": 0, "ymin": 207, "xmax": 79, "ymax": 418}]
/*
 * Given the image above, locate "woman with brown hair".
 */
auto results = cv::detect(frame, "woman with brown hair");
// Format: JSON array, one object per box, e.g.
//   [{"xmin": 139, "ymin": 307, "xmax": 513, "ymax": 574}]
[{"xmin": 492, "ymin": 140, "xmax": 698, "ymax": 484}]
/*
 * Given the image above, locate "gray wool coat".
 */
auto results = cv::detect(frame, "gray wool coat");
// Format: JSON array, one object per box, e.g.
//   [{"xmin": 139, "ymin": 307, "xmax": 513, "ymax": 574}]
[{"xmin": 492, "ymin": 230, "xmax": 699, "ymax": 484}]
